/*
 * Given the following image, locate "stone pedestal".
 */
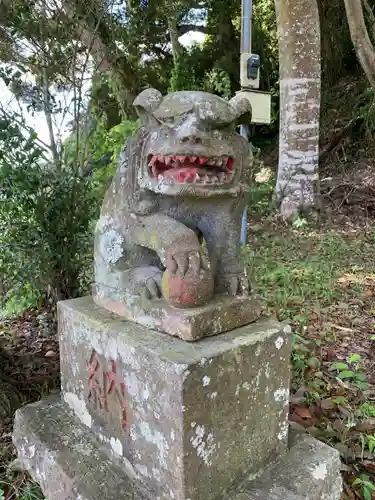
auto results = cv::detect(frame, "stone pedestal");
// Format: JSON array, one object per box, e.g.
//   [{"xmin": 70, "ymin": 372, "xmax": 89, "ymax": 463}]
[
  {"xmin": 59, "ymin": 297, "xmax": 290, "ymax": 500},
  {"xmin": 93, "ymin": 283, "xmax": 263, "ymax": 341},
  {"xmin": 13, "ymin": 399, "xmax": 342, "ymax": 500},
  {"xmin": 12, "ymin": 296, "xmax": 343, "ymax": 499}
]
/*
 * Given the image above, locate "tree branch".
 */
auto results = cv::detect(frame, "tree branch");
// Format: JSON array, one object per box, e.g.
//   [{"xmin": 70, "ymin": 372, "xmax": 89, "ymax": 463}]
[
  {"xmin": 344, "ymin": 0, "xmax": 375, "ymax": 92},
  {"xmin": 62, "ymin": 0, "xmax": 140, "ymax": 113},
  {"xmin": 177, "ymin": 24, "xmax": 208, "ymax": 36},
  {"xmin": 42, "ymin": 66, "xmax": 60, "ymax": 167}
]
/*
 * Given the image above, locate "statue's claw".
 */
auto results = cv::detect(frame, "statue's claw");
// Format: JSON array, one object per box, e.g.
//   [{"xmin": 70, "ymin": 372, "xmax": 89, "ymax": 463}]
[
  {"xmin": 117, "ymin": 266, "xmax": 162, "ymax": 300},
  {"xmin": 167, "ymin": 250, "xmax": 210, "ymax": 277},
  {"xmin": 143, "ymin": 276, "xmax": 162, "ymax": 299}
]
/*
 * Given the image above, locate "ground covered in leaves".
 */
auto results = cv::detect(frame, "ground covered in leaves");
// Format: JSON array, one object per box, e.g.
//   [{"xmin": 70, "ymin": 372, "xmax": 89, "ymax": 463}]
[
  {"xmin": 245, "ymin": 211, "xmax": 375, "ymax": 500},
  {"xmin": 0, "ymin": 311, "xmax": 59, "ymax": 499},
  {"xmin": 1, "ymin": 210, "xmax": 375, "ymax": 499}
]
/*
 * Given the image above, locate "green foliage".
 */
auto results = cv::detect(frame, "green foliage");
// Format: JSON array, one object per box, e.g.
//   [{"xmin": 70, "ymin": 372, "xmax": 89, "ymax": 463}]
[
  {"xmin": 169, "ymin": 55, "xmax": 201, "ymax": 92},
  {"xmin": 0, "ymin": 114, "xmax": 97, "ymax": 310},
  {"xmin": 252, "ymin": 0, "xmax": 278, "ymax": 92},
  {"xmin": 17, "ymin": 482, "xmax": 44, "ymax": 500},
  {"xmin": 329, "ymin": 354, "xmax": 368, "ymax": 391},
  {"xmin": 168, "ymin": 49, "xmax": 232, "ymax": 99},
  {"xmin": 0, "ymin": 108, "xmax": 139, "ymax": 314},
  {"xmin": 1, "ymin": 284, "xmax": 42, "ymax": 318},
  {"xmin": 353, "ymin": 474, "xmax": 375, "ymax": 500},
  {"xmin": 203, "ymin": 69, "xmax": 232, "ymax": 99},
  {"xmin": 243, "ymin": 222, "xmax": 375, "ymax": 496},
  {"xmin": 292, "ymin": 333, "xmax": 321, "ymax": 375},
  {"xmin": 89, "ymin": 119, "xmax": 140, "ymax": 167},
  {"xmin": 88, "ymin": 118, "xmax": 140, "ymax": 199},
  {"xmin": 319, "ymin": 0, "xmax": 358, "ymax": 84},
  {"xmin": 248, "ymin": 163, "xmax": 274, "ymax": 215},
  {"xmin": 358, "ymin": 402, "xmax": 375, "ymax": 418},
  {"xmin": 243, "ymin": 228, "xmax": 369, "ymax": 319},
  {"xmin": 292, "ymin": 216, "xmax": 308, "ymax": 229},
  {"xmin": 0, "ymin": 477, "xmax": 44, "ymax": 500}
]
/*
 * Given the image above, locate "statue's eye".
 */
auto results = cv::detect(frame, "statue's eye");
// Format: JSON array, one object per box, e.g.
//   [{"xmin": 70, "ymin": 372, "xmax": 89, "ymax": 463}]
[
  {"xmin": 161, "ymin": 117, "xmax": 175, "ymax": 125},
  {"xmin": 159, "ymin": 115, "xmax": 187, "ymax": 127},
  {"xmin": 215, "ymin": 122, "xmax": 236, "ymax": 132}
]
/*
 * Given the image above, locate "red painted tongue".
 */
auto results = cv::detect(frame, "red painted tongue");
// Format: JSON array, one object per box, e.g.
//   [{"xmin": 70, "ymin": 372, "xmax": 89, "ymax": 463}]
[{"xmin": 163, "ymin": 167, "xmax": 199, "ymax": 181}]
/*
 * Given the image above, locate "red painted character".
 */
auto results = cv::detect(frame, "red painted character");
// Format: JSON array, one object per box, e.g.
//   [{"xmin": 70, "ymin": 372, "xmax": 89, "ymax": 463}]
[{"xmin": 88, "ymin": 350, "xmax": 128, "ymax": 430}]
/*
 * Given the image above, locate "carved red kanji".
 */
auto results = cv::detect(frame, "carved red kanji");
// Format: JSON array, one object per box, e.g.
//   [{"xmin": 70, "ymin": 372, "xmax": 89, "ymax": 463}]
[{"xmin": 87, "ymin": 350, "xmax": 128, "ymax": 430}]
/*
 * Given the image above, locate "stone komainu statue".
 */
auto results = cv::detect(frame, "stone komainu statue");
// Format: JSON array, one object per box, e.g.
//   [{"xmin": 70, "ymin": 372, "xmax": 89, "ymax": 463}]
[{"xmin": 94, "ymin": 89, "xmax": 253, "ymax": 314}]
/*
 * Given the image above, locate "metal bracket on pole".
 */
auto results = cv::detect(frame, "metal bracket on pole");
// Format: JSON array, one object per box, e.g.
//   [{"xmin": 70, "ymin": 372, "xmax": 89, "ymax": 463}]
[{"xmin": 239, "ymin": 0, "xmax": 253, "ymax": 246}]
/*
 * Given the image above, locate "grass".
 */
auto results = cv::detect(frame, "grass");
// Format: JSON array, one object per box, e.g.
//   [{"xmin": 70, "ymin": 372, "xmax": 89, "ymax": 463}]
[
  {"xmin": 244, "ymin": 227, "xmax": 372, "ymax": 317},
  {"xmin": 0, "ymin": 426, "xmax": 45, "ymax": 500},
  {"xmin": 243, "ymin": 207, "xmax": 375, "ymax": 499}
]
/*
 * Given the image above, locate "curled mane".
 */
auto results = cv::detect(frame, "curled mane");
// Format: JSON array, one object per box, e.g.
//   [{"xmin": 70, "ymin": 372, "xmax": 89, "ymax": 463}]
[{"xmin": 108, "ymin": 127, "xmax": 159, "ymax": 216}]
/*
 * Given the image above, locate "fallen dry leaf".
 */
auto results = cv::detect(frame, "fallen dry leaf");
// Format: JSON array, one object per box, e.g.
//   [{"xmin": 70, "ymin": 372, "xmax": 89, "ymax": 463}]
[
  {"xmin": 320, "ymin": 398, "xmax": 337, "ymax": 410},
  {"xmin": 44, "ymin": 350, "xmax": 57, "ymax": 358},
  {"xmin": 294, "ymin": 406, "xmax": 313, "ymax": 419},
  {"xmin": 355, "ymin": 419, "xmax": 375, "ymax": 432},
  {"xmin": 330, "ymin": 324, "xmax": 354, "ymax": 333}
]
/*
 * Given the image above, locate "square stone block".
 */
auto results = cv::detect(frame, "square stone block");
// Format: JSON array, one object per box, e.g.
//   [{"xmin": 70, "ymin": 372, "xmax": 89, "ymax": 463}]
[
  {"xmin": 13, "ymin": 398, "xmax": 147, "ymax": 500},
  {"xmin": 231, "ymin": 431, "xmax": 342, "ymax": 500},
  {"xmin": 12, "ymin": 401, "xmax": 342, "ymax": 500},
  {"xmin": 58, "ymin": 297, "xmax": 291, "ymax": 500},
  {"xmin": 93, "ymin": 283, "xmax": 263, "ymax": 341}
]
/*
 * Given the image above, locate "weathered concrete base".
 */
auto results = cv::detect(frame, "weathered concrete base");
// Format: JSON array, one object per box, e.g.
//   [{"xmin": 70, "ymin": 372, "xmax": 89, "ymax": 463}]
[
  {"xmin": 232, "ymin": 431, "xmax": 343, "ymax": 500},
  {"xmin": 13, "ymin": 398, "xmax": 147, "ymax": 500},
  {"xmin": 13, "ymin": 398, "xmax": 342, "ymax": 500},
  {"xmin": 93, "ymin": 283, "xmax": 263, "ymax": 341},
  {"xmin": 58, "ymin": 297, "xmax": 290, "ymax": 500}
]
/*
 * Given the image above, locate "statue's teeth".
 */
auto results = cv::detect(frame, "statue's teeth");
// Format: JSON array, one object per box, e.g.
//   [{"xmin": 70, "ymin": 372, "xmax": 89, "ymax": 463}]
[
  {"xmin": 194, "ymin": 173, "xmax": 200, "ymax": 182},
  {"xmin": 149, "ymin": 156, "xmax": 158, "ymax": 166},
  {"xmin": 207, "ymin": 159, "xmax": 215, "ymax": 166},
  {"xmin": 189, "ymin": 156, "xmax": 198, "ymax": 163},
  {"xmin": 215, "ymin": 158, "xmax": 223, "ymax": 167},
  {"xmin": 176, "ymin": 156, "xmax": 186, "ymax": 163},
  {"xmin": 151, "ymin": 165, "xmax": 158, "ymax": 176},
  {"xmin": 222, "ymin": 157, "xmax": 228, "ymax": 166},
  {"xmin": 212, "ymin": 176, "xmax": 219, "ymax": 183},
  {"xmin": 158, "ymin": 155, "xmax": 165, "ymax": 163},
  {"xmin": 218, "ymin": 173, "xmax": 226, "ymax": 182},
  {"xmin": 199, "ymin": 157, "xmax": 209, "ymax": 165},
  {"xmin": 165, "ymin": 156, "xmax": 173, "ymax": 165},
  {"xmin": 203, "ymin": 175, "xmax": 210, "ymax": 183},
  {"xmin": 227, "ymin": 158, "xmax": 234, "ymax": 170}
]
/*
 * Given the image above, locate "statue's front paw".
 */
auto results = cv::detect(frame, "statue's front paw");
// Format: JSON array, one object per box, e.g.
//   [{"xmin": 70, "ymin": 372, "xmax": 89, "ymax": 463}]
[
  {"xmin": 125, "ymin": 266, "xmax": 163, "ymax": 300},
  {"xmin": 216, "ymin": 273, "xmax": 251, "ymax": 297},
  {"xmin": 142, "ymin": 275, "xmax": 162, "ymax": 299}
]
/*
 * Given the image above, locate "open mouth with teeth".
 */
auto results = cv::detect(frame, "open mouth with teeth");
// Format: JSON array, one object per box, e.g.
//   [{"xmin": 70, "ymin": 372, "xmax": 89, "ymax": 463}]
[{"xmin": 147, "ymin": 155, "xmax": 234, "ymax": 184}]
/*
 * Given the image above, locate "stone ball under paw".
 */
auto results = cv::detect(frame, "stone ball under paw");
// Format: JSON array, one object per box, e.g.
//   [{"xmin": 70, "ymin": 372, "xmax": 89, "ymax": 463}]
[{"xmin": 161, "ymin": 268, "xmax": 214, "ymax": 308}]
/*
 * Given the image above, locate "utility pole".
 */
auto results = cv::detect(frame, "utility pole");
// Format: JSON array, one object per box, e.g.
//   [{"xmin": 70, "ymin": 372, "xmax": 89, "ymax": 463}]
[{"xmin": 238, "ymin": 0, "xmax": 271, "ymax": 244}]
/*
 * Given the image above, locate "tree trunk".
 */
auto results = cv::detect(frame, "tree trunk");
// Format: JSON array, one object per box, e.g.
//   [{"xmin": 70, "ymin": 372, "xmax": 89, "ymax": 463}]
[
  {"xmin": 167, "ymin": 12, "xmax": 183, "ymax": 65},
  {"xmin": 62, "ymin": 0, "xmax": 140, "ymax": 117},
  {"xmin": 344, "ymin": 0, "xmax": 375, "ymax": 92},
  {"xmin": 274, "ymin": 0, "xmax": 321, "ymax": 219}
]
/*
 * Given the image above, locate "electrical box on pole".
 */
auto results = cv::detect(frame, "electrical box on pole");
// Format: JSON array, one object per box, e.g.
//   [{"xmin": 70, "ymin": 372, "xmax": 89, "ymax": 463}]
[{"xmin": 239, "ymin": 0, "xmax": 272, "ymax": 125}]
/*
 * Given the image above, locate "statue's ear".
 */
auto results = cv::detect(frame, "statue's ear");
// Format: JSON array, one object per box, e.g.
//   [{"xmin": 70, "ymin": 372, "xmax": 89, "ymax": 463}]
[
  {"xmin": 229, "ymin": 94, "xmax": 252, "ymax": 126},
  {"xmin": 133, "ymin": 89, "xmax": 163, "ymax": 125}
]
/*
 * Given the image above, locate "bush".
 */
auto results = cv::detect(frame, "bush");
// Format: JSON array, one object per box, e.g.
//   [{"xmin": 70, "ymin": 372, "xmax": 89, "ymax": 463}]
[
  {"xmin": 0, "ymin": 117, "xmax": 96, "ymax": 311},
  {"xmin": 0, "ymin": 114, "xmax": 140, "ymax": 314}
]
